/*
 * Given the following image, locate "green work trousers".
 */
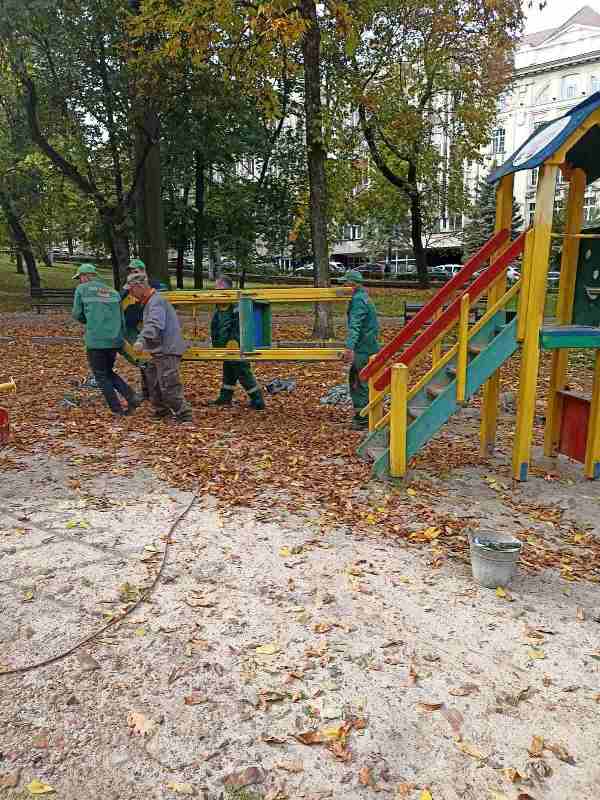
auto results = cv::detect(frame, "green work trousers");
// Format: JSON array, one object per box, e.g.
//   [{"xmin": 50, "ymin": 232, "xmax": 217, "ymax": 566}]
[
  {"xmin": 221, "ymin": 361, "xmax": 260, "ymax": 399},
  {"xmin": 349, "ymin": 351, "xmax": 371, "ymax": 416}
]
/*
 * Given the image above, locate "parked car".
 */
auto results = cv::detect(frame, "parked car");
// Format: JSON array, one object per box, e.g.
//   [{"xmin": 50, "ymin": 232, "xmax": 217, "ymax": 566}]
[
  {"xmin": 547, "ymin": 271, "xmax": 561, "ymax": 288},
  {"xmin": 357, "ymin": 262, "xmax": 386, "ymax": 279},
  {"xmin": 294, "ymin": 261, "xmax": 345, "ymax": 277},
  {"xmin": 507, "ymin": 266, "xmax": 521, "ymax": 283}
]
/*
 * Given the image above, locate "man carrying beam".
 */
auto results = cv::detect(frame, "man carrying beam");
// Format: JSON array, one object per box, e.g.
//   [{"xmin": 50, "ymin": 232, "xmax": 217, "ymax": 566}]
[
  {"xmin": 342, "ymin": 270, "xmax": 380, "ymax": 430},
  {"xmin": 208, "ymin": 276, "xmax": 265, "ymax": 410}
]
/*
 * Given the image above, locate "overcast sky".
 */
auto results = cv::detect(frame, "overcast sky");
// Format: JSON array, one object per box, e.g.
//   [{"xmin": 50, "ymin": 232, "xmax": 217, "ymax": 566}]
[{"xmin": 524, "ymin": 0, "xmax": 600, "ymax": 33}]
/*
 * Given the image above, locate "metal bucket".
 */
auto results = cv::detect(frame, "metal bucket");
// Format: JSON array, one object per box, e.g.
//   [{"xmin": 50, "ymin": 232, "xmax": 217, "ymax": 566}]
[{"xmin": 470, "ymin": 536, "xmax": 522, "ymax": 588}]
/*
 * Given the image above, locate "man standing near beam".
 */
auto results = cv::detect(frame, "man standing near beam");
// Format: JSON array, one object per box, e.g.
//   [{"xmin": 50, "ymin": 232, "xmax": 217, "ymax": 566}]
[{"xmin": 342, "ymin": 269, "xmax": 380, "ymax": 431}]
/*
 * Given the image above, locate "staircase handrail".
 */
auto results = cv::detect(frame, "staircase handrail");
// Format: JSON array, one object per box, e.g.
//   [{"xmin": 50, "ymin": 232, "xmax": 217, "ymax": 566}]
[
  {"xmin": 360, "ymin": 228, "xmax": 511, "ymax": 382},
  {"xmin": 373, "ymin": 231, "xmax": 526, "ymax": 392}
]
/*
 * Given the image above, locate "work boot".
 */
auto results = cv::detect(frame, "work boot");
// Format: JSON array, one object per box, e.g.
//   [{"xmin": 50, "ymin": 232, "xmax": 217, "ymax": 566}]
[
  {"xmin": 154, "ymin": 407, "xmax": 171, "ymax": 419},
  {"xmin": 125, "ymin": 393, "xmax": 142, "ymax": 416},
  {"xmin": 174, "ymin": 402, "xmax": 193, "ymax": 423},
  {"xmin": 249, "ymin": 389, "xmax": 266, "ymax": 411},
  {"xmin": 351, "ymin": 415, "xmax": 368, "ymax": 431},
  {"xmin": 207, "ymin": 389, "xmax": 234, "ymax": 407}
]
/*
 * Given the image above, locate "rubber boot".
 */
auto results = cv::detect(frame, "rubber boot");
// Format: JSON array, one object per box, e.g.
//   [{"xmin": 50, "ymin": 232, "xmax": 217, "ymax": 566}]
[
  {"xmin": 207, "ymin": 389, "xmax": 234, "ymax": 407},
  {"xmin": 249, "ymin": 389, "xmax": 265, "ymax": 410}
]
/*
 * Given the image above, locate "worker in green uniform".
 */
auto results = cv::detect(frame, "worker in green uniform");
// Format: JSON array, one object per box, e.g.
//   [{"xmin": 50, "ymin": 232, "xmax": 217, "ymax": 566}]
[
  {"xmin": 342, "ymin": 269, "xmax": 380, "ymax": 430},
  {"xmin": 72, "ymin": 263, "xmax": 139, "ymax": 416},
  {"xmin": 208, "ymin": 276, "xmax": 265, "ymax": 410}
]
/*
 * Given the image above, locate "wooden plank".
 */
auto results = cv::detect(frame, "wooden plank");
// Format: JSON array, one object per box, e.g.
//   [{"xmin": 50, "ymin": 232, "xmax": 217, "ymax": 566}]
[
  {"xmin": 512, "ymin": 163, "xmax": 558, "ymax": 481},
  {"xmin": 182, "ymin": 347, "xmax": 344, "ymax": 362},
  {"xmin": 456, "ymin": 295, "xmax": 470, "ymax": 404},
  {"xmin": 585, "ymin": 350, "xmax": 600, "ymax": 479},
  {"xmin": 544, "ymin": 168, "xmax": 586, "ymax": 457},
  {"xmin": 481, "ymin": 173, "xmax": 514, "ymax": 454},
  {"xmin": 360, "ymin": 228, "xmax": 510, "ymax": 381},
  {"xmin": 389, "ymin": 364, "xmax": 409, "ymax": 477}
]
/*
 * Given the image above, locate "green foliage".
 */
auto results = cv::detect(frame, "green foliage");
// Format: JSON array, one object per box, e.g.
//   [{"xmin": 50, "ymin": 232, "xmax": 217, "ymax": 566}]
[{"xmin": 462, "ymin": 178, "xmax": 524, "ymax": 260}]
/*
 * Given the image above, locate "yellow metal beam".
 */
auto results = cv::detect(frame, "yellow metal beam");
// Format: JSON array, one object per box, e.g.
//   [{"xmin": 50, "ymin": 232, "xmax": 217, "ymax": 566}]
[
  {"xmin": 544, "ymin": 167, "xmax": 586, "ymax": 457},
  {"xmin": 585, "ymin": 350, "xmax": 600, "ymax": 480},
  {"xmin": 165, "ymin": 287, "xmax": 353, "ymax": 305},
  {"xmin": 389, "ymin": 364, "xmax": 409, "ymax": 477},
  {"xmin": 512, "ymin": 162, "xmax": 558, "ymax": 481},
  {"xmin": 481, "ymin": 173, "xmax": 514, "ymax": 454},
  {"xmin": 182, "ymin": 347, "xmax": 344, "ymax": 362}
]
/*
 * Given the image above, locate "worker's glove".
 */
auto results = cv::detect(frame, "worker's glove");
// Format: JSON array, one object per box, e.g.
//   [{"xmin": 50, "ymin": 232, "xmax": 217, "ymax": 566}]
[{"xmin": 133, "ymin": 341, "xmax": 144, "ymax": 352}]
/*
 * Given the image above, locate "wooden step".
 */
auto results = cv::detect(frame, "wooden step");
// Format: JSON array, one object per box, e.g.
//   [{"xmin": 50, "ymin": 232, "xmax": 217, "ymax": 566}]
[
  {"xmin": 446, "ymin": 365, "xmax": 457, "ymax": 378},
  {"xmin": 468, "ymin": 342, "xmax": 486, "ymax": 356},
  {"xmin": 426, "ymin": 383, "xmax": 447, "ymax": 399},
  {"xmin": 408, "ymin": 404, "xmax": 428, "ymax": 419}
]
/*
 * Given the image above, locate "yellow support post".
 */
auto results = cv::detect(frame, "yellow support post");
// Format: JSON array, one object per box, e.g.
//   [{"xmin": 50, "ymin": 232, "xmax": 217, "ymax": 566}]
[
  {"xmin": 512, "ymin": 163, "xmax": 558, "ymax": 481},
  {"xmin": 432, "ymin": 308, "xmax": 442, "ymax": 367},
  {"xmin": 516, "ymin": 229, "xmax": 535, "ymax": 343},
  {"xmin": 544, "ymin": 167, "xmax": 586, "ymax": 457},
  {"xmin": 389, "ymin": 363, "xmax": 409, "ymax": 478},
  {"xmin": 480, "ymin": 173, "xmax": 514, "ymax": 454},
  {"xmin": 367, "ymin": 355, "xmax": 384, "ymax": 431},
  {"xmin": 456, "ymin": 294, "xmax": 470, "ymax": 404},
  {"xmin": 585, "ymin": 350, "xmax": 600, "ymax": 480}
]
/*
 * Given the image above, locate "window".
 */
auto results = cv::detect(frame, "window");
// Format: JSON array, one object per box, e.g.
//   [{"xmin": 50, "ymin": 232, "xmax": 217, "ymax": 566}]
[
  {"xmin": 592, "ymin": 76, "xmax": 599, "ymax": 94},
  {"xmin": 528, "ymin": 201, "xmax": 536, "ymax": 226},
  {"xmin": 492, "ymin": 127, "xmax": 505, "ymax": 155},
  {"xmin": 534, "ymin": 84, "xmax": 549, "ymax": 105},
  {"xmin": 530, "ymin": 168, "xmax": 538, "ymax": 186},
  {"xmin": 584, "ymin": 192, "xmax": 598, "ymax": 221},
  {"xmin": 343, "ymin": 224, "xmax": 363, "ymax": 241},
  {"xmin": 561, "ymin": 75, "xmax": 579, "ymax": 100}
]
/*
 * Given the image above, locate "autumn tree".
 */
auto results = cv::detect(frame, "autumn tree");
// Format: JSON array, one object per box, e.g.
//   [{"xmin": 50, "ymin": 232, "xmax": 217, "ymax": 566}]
[
  {"xmin": 348, "ymin": 0, "xmax": 522, "ymax": 287},
  {"xmin": 0, "ymin": 0, "xmax": 167, "ymax": 287}
]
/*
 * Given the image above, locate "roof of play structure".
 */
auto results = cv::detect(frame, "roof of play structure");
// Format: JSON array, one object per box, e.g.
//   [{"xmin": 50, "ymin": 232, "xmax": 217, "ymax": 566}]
[{"xmin": 488, "ymin": 91, "xmax": 600, "ymax": 185}]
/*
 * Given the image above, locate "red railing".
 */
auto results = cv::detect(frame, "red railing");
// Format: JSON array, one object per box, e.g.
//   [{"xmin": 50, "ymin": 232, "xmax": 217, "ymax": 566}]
[
  {"xmin": 360, "ymin": 228, "xmax": 511, "ymax": 382},
  {"xmin": 372, "ymin": 231, "xmax": 526, "ymax": 392}
]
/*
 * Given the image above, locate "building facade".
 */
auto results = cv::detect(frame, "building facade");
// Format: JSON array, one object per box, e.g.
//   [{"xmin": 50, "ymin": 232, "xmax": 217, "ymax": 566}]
[
  {"xmin": 333, "ymin": 5, "xmax": 600, "ymax": 267},
  {"xmin": 472, "ymin": 5, "xmax": 600, "ymax": 228}
]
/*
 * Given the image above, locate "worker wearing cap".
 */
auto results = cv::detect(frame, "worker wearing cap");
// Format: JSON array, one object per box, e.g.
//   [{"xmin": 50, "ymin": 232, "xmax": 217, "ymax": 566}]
[
  {"xmin": 208, "ymin": 276, "xmax": 265, "ymax": 410},
  {"xmin": 126, "ymin": 272, "xmax": 192, "ymax": 423},
  {"xmin": 71, "ymin": 263, "xmax": 139, "ymax": 416},
  {"xmin": 342, "ymin": 269, "xmax": 380, "ymax": 430}
]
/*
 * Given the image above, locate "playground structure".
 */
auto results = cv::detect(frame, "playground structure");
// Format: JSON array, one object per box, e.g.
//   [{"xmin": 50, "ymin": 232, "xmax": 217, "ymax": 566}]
[
  {"xmin": 0, "ymin": 377, "xmax": 17, "ymax": 446},
  {"xmin": 120, "ymin": 286, "xmax": 353, "ymax": 366},
  {"xmin": 359, "ymin": 92, "xmax": 600, "ymax": 482}
]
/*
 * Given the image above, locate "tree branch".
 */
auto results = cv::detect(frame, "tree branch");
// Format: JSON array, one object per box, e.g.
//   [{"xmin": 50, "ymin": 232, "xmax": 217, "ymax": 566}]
[{"xmin": 358, "ymin": 104, "xmax": 414, "ymax": 199}]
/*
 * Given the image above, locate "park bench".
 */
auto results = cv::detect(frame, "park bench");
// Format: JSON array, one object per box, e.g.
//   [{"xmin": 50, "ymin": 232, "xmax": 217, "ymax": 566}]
[{"xmin": 30, "ymin": 287, "xmax": 75, "ymax": 314}]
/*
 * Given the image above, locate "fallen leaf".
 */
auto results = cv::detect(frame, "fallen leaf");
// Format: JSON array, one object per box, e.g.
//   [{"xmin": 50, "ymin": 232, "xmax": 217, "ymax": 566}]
[
  {"xmin": 504, "ymin": 767, "xmax": 523, "ymax": 783},
  {"xmin": 26, "ymin": 780, "xmax": 55, "ymax": 795},
  {"xmin": 275, "ymin": 760, "xmax": 303, "ymax": 773},
  {"xmin": 31, "ymin": 734, "xmax": 48, "ymax": 749},
  {"xmin": 395, "ymin": 784, "xmax": 414, "ymax": 798},
  {"xmin": 419, "ymin": 791, "xmax": 433, "ymax": 800},
  {"xmin": 490, "ymin": 793, "xmax": 510, "ymax": 800},
  {"xmin": 496, "ymin": 586, "xmax": 508, "ymax": 598},
  {"xmin": 0, "ymin": 769, "xmax": 21, "ymax": 790},
  {"xmin": 416, "ymin": 701, "xmax": 444, "ymax": 712},
  {"xmin": 330, "ymin": 740, "xmax": 352, "ymax": 762},
  {"xmin": 314, "ymin": 622, "xmax": 333, "ymax": 633},
  {"xmin": 296, "ymin": 721, "xmax": 351, "ymax": 745},
  {"xmin": 127, "ymin": 711, "xmax": 155, "ymax": 737},
  {"xmin": 184, "ymin": 692, "xmax": 208, "ymax": 706},
  {"xmin": 279, "ymin": 546, "xmax": 292, "ymax": 557},
  {"xmin": 528, "ymin": 649, "xmax": 545, "ymax": 661},
  {"xmin": 576, "ymin": 607, "xmax": 585, "ymax": 622},
  {"xmin": 440, "ymin": 706, "xmax": 464, "ymax": 736},
  {"xmin": 23, "ymin": 590, "xmax": 34, "ymax": 602},
  {"xmin": 222, "ymin": 767, "xmax": 264, "ymax": 788},
  {"xmin": 528, "ymin": 735, "xmax": 545, "ymax": 757},
  {"xmin": 359, "ymin": 766, "xmax": 374, "ymax": 787},
  {"xmin": 545, "ymin": 742, "xmax": 575, "ymax": 765},
  {"xmin": 517, "ymin": 795, "xmax": 536, "ymax": 800},
  {"xmin": 455, "ymin": 740, "xmax": 486, "ymax": 760},
  {"xmin": 255, "ymin": 643, "xmax": 280, "ymax": 655},
  {"xmin": 166, "ymin": 784, "xmax": 195, "ymax": 795},
  {"xmin": 448, "ymin": 684, "xmax": 479, "ymax": 697}
]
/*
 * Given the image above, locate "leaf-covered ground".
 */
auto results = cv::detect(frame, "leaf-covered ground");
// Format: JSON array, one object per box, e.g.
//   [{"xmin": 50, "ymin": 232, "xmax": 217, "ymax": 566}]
[{"xmin": 2, "ymin": 313, "xmax": 600, "ymax": 799}]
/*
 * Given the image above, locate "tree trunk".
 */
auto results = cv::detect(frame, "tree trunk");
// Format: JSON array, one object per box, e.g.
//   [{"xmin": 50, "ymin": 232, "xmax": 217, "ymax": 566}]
[
  {"xmin": 0, "ymin": 189, "xmax": 40, "ymax": 288},
  {"xmin": 208, "ymin": 238, "xmax": 218, "ymax": 281},
  {"xmin": 176, "ymin": 245, "xmax": 184, "ymax": 289},
  {"xmin": 67, "ymin": 236, "xmax": 74, "ymax": 256},
  {"xmin": 194, "ymin": 151, "xmax": 204, "ymax": 289},
  {"xmin": 409, "ymin": 190, "xmax": 429, "ymax": 289},
  {"xmin": 135, "ymin": 110, "xmax": 169, "ymax": 285},
  {"xmin": 15, "ymin": 250, "xmax": 24, "ymax": 274},
  {"xmin": 300, "ymin": 0, "xmax": 332, "ymax": 339}
]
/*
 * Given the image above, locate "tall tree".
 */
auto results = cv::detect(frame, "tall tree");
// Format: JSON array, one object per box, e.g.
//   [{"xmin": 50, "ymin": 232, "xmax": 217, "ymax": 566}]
[
  {"xmin": 348, "ymin": 0, "xmax": 522, "ymax": 287},
  {"xmin": 463, "ymin": 177, "xmax": 524, "ymax": 260}
]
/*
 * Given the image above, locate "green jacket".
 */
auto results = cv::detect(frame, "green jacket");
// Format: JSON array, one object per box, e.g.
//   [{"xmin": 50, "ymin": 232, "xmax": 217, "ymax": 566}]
[
  {"xmin": 346, "ymin": 287, "xmax": 380, "ymax": 355},
  {"xmin": 211, "ymin": 304, "xmax": 240, "ymax": 348},
  {"xmin": 72, "ymin": 279, "xmax": 124, "ymax": 350}
]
